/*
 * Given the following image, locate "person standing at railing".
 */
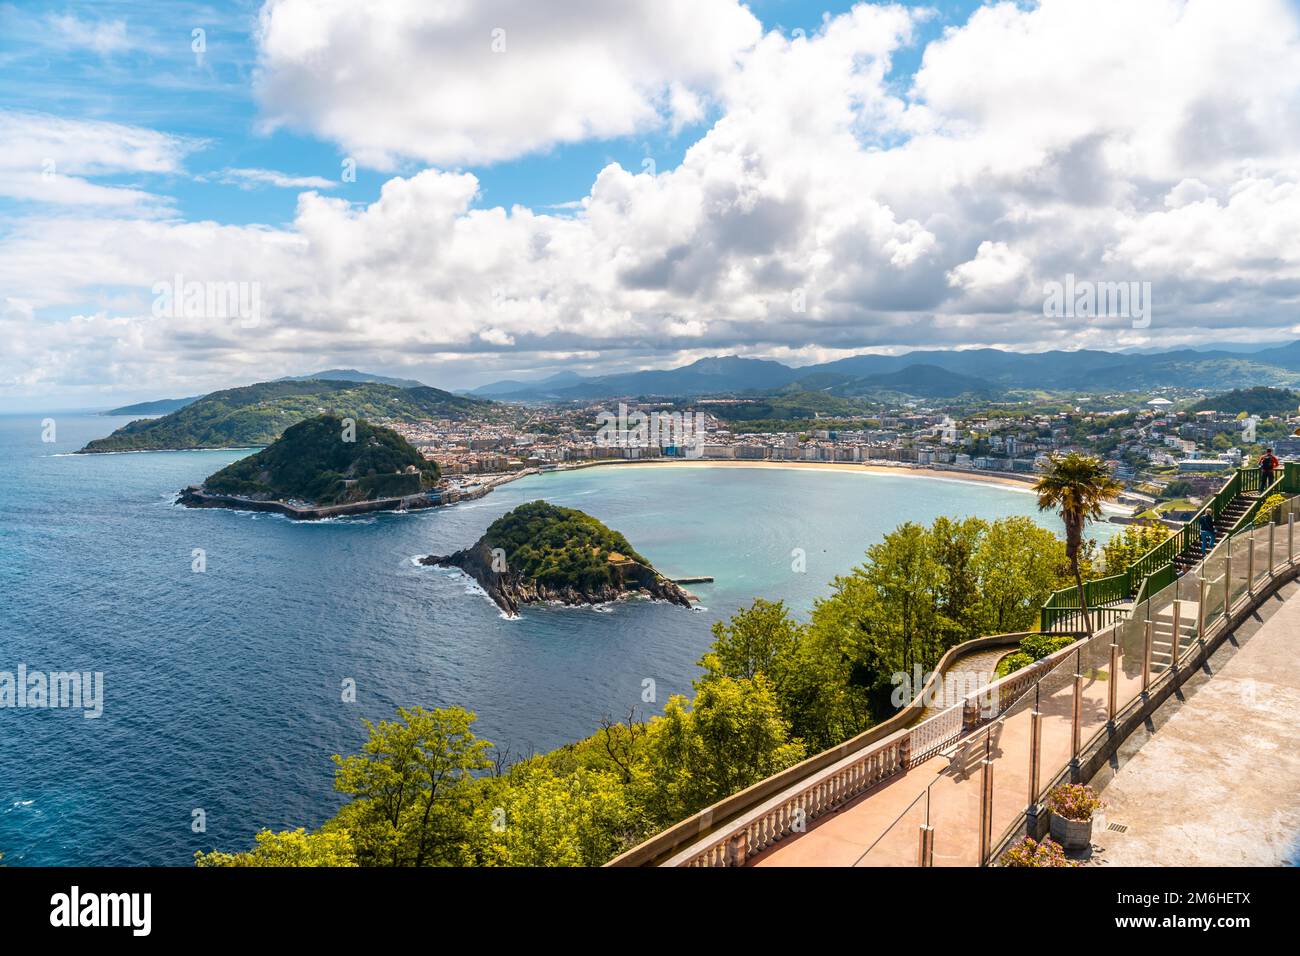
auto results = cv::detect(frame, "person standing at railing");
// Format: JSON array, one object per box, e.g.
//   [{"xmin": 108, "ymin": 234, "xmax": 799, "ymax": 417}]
[
  {"xmin": 1198, "ymin": 510, "xmax": 1215, "ymax": 553},
  {"xmin": 1259, "ymin": 448, "xmax": 1279, "ymax": 489}
]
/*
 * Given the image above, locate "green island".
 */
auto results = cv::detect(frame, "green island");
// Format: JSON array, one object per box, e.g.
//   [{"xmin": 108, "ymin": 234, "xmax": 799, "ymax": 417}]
[
  {"xmin": 422, "ymin": 501, "xmax": 693, "ymax": 614},
  {"xmin": 181, "ymin": 414, "xmax": 439, "ymax": 511},
  {"xmin": 79, "ymin": 379, "xmax": 485, "ymax": 453}
]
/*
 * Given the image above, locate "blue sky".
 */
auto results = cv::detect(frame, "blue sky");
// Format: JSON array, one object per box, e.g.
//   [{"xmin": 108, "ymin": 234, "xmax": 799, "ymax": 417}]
[
  {"xmin": 0, "ymin": 0, "xmax": 985, "ymax": 225},
  {"xmin": 4, "ymin": 0, "xmax": 1299, "ymax": 409}
]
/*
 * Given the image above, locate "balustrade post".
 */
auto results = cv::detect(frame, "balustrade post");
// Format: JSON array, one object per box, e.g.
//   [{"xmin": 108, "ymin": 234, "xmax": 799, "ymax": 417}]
[
  {"xmin": 1197, "ymin": 577, "xmax": 1207, "ymax": 642},
  {"xmin": 1225, "ymin": 549, "xmax": 1233, "ymax": 613},
  {"xmin": 897, "ymin": 733, "xmax": 911, "ymax": 773},
  {"xmin": 726, "ymin": 831, "xmax": 747, "ymax": 867},
  {"xmin": 1108, "ymin": 643, "xmax": 1119, "ymax": 722},
  {"xmin": 917, "ymin": 825, "xmax": 934, "ymax": 867},
  {"xmin": 1270, "ymin": 521, "xmax": 1276, "ymax": 575},
  {"xmin": 1070, "ymin": 666, "xmax": 1083, "ymax": 776},
  {"xmin": 1171, "ymin": 600, "xmax": 1182, "ymax": 660},
  {"xmin": 1142, "ymin": 619, "xmax": 1153, "ymax": 693},
  {"xmin": 1290, "ymin": 512, "xmax": 1295, "ymax": 564},
  {"xmin": 1028, "ymin": 710, "xmax": 1043, "ymax": 816},
  {"xmin": 978, "ymin": 756, "xmax": 994, "ymax": 866},
  {"xmin": 1248, "ymin": 535, "xmax": 1255, "ymax": 595}
]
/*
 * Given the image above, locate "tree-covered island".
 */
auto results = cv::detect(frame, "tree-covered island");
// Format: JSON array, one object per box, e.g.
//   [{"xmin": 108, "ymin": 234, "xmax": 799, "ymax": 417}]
[
  {"xmin": 179, "ymin": 414, "xmax": 440, "ymax": 513},
  {"xmin": 422, "ymin": 500, "xmax": 694, "ymax": 614}
]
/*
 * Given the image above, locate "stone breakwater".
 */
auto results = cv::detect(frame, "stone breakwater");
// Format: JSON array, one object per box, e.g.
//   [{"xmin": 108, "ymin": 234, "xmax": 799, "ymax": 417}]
[
  {"xmin": 420, "ymin": 539, "xmax": 695, "ymax": 615},
  {"xmin": 176, "ymin": 487, "xmax": 439, "ymax": 520}
]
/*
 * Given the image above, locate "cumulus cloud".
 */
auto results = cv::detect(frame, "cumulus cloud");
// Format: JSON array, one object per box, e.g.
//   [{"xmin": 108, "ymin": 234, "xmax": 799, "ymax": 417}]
[
  {"xmin": 253, "ymin": 0, "xmax": 764, "ymax": 167},
  {"xmin": 9, "ymin": 0, "xmax": 1300, "ymax": 400}
]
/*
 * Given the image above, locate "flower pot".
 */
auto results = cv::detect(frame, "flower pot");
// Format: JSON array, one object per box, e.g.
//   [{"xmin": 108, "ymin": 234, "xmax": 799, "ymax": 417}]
[{"xmin": 1049, "ymin": 813, "xmax": 1093, "ymax": 850}]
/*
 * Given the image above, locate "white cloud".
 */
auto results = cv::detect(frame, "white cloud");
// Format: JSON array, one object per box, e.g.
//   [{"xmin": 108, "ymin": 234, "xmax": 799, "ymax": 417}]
[
  {"xmin": 9, "ymin": 0, "xmax": 1300, "ymax": 400},
  {"xmin": 253, "ymin": 0, "xmax": 763, "ymax": 167},
  {"xmin": 0, "ymin": 111, "xmax": 197, "ymax": 212},
  {"xmin": 217, "ymin": 167, "xmax": 338, "ymax": 190},
  {"xmin": 46, "ymin": 14, "xmax": 134, "ymax": 55}
]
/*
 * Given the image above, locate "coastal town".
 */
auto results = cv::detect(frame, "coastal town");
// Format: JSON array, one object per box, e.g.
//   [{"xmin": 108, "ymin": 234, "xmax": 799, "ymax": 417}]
[{"xmin": 378, "ymin": 389, "xmax": 1300, "ymax": 522}]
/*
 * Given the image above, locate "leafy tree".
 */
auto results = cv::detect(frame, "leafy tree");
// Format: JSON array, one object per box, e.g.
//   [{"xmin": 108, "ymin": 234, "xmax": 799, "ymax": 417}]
[
  {"xmin": 973, "ymin": 516, "xmax": 1071, "ymax": 632},
  {"xmin": 332, "ymin": 706, "xmax": 492, "ymax": 866},
  {"xmin": 1033, "ymin": 453, "xmax": 1123, "ymax": 635},
  {"xmin": 467, "ymin": 764, "xmax": 634, "ymax": 867},
  {"xmin": 1100, "ymin": 520, "xmax": 1169, "ymax": 574},
  {"xmin": 703, "ymin": 598, "xmax": 800, "ymax": 682},
  {"xmin": 637, "ymin": 675, "xmax": 804, "ymax": 827}
]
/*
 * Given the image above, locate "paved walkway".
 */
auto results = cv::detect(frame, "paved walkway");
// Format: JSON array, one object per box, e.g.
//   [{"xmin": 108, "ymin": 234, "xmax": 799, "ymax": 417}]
[{"xmin": 1090, "ymin": 582, "xmax": 1300, "ymax": 866}]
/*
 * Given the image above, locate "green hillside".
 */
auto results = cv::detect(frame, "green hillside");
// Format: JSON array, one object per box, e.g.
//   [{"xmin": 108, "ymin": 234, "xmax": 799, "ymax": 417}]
[
  {"xmin": 1188, "ymin": 386, "xmax": 1300, "ymax": 417},
  {"xmin": 80, "ymin": 379, "xmax": 485, "ymax": 452},
  {"xmin": 483, "ymin": 501, "xmax": 648, "ymax": 591},
  {"xmin": 202, "ymin": 414, "xmax": 439, "ymax": 505}
]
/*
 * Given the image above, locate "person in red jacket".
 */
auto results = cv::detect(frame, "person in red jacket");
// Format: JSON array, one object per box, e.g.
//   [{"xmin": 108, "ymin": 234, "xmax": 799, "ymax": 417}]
[{"xmin": 1259, "ymin": 448, "xmax": 1279, "ymax": 488}]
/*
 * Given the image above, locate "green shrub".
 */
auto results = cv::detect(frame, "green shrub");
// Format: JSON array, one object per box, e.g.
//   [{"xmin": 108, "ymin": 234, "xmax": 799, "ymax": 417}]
[
  {"xmin": 995, "ymin": 651, "xmax": 1035, "ymax": 678},
  {"xmin": 1021, "ymin": 633, "xmax": 1076, "ymax": 661}
]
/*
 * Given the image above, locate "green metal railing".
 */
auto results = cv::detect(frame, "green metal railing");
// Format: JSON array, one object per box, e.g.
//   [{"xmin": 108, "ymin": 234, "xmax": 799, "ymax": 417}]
[{"xmin": 1040, "ymin": 462, "xmax": 1300, "ymax": 632}]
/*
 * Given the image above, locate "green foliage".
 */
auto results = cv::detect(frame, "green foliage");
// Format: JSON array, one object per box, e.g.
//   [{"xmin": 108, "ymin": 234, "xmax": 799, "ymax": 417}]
[
  {"xmin": 82, "ymin": 379, "xmax": 484, "ymax": 452},
  {"xmin": 485, "ymin": 500, "xmax": 646, "ymax": 590},
  {"xmin": 1103, "ymin": 521, "xmax": 1175, "ymax": 572},
  {"xmin": 331, "ymin": 706, "xmax": 493, "ymax": 867},
  {"xmin": 1188, "ymin": 386, "xmax": 1300, "ymax": 417},
  {"xmin": 995, "ymin": 651, "xmax": 1035, "ymax": 678},
  {"xmin": 195, "ymin": 828, "xmax": 356, "ymax": 867},
  {"xmin": 1019, "ymin": 633, "xmax": 1076, "ymax": 661},
  {"xmin": 1255, "ymin": 493, "xmax": 1288, "ymax": 527},
  {"xmin": 202, "ymin": 414, "xmax": 439, "ymax": 505}
]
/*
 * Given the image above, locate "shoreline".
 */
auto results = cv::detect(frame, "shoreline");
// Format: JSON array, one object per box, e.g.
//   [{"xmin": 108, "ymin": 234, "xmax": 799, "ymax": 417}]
[{"xmin": 548, "ymin": 457, "xmax": 1041, "ymax": 492}]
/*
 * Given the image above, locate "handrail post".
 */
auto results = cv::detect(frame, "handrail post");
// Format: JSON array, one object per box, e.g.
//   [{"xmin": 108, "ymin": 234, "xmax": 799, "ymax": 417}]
[
  {"xmin": 1108, "ymin": 643, "xmax": 1119, "ymax": 722},
  {"xmin": 1247, "ymin": 533, "xmax": 1255, "ymax": 595},
  {"xmin": 1070, "ymin": 662, "xmax": 1083, "ymax": 777},
  {"xmin": 978, "ymin": 755, "xmax": 994, "ymax": 865},
  {"xmin": 1142, "ymin": 619, "xmax": 1153, "ymax": 693},
  {"xmin": 1225, "ymin": 548, "xmax": 1233, "ymax": 614},
  {"xmin": 1197, "ymin": 577, "xmax": 1207, "ymax": 642},
  {"xmin": 1028, "ymin": 710, "xmax": 1043, "ymax": 814},
  {"xmin": 1290, "ymin": 512, "xmax": 1295, "ymax": 565},
  {"xmin": 1269, "ymin": 520, "xmax": 1276, "ymax": 576},
  {"xmin": 1171, "ymin": 599, "xmax": 1182, "ymax": 661},
  {"xmin": 917, "ymin": 824, "xmax": 934, "ymax": 867}
]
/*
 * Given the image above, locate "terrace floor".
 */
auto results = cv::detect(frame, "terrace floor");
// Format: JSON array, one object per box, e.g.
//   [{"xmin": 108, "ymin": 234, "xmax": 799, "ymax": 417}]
[{"xmin": 1089, "ymin": 581, "xmax": 1300, "ymax": 866}]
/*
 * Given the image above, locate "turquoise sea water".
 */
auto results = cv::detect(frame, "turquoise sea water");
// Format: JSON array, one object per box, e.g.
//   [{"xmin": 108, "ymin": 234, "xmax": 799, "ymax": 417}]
[{"xmin": 0, "ymin": 414, "xmax": 1116, "ymax": 865}]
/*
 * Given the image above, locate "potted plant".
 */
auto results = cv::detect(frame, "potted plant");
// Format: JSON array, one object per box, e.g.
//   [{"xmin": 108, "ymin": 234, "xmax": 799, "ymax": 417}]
[
  {"xmin": 1000, "ymin": 836, "xmax": 1076, "ymax": 867},
  {"xmin": 1045, "ymin": 783, "xmax": 1102, "ymax": 850}
]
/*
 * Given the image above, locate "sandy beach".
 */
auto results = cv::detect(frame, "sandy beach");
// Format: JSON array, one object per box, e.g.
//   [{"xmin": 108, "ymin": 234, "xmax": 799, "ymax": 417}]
[{"xmin": 559, "ymin": 457, "xmax": 1040, "ymax": 492}]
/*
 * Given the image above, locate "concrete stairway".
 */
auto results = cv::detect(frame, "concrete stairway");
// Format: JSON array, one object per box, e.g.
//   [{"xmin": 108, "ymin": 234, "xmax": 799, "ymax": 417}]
[
  {"xmin": 1172, "ymin": 493, "xmax": 1259, "ymax": 575},
  {"xmin": 1149, "ymin": 601, "xmax": 1199, "ymax": 674}
]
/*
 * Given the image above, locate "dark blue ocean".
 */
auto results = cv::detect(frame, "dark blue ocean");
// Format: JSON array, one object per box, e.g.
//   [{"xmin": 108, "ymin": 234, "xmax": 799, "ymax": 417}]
[{"xmin": 0, "ymin": 413, "xmax": 1100, "ymax": 865}]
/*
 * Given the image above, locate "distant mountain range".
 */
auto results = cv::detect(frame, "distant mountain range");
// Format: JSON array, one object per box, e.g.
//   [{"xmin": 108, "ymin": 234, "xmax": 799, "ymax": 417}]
[{"xmin": 467, "ymin": 342, "xmax": 1300, "ymax": 401}]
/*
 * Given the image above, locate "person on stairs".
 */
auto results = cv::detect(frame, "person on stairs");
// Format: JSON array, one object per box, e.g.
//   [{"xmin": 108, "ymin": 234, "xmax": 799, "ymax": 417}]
[
  {"xmin": 1259, "ymin": 448, "xmax": 1279, "ymax": 489},
  {"xmin": 1198, "ymin": 510, "xmax": 1216, "ymax": 553}
]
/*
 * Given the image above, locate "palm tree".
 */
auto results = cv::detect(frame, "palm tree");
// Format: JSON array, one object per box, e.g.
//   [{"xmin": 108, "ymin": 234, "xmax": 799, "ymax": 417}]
[{"xmin": 1033, "ymin": 452, "xmax": 1124, "ymax": 635}]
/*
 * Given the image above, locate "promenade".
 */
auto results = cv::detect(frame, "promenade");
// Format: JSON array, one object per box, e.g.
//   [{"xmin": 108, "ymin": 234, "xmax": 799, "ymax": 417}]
[{"xmin": 1091, "ymin": 581, "xmax": 1300, "ymax": 866}]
